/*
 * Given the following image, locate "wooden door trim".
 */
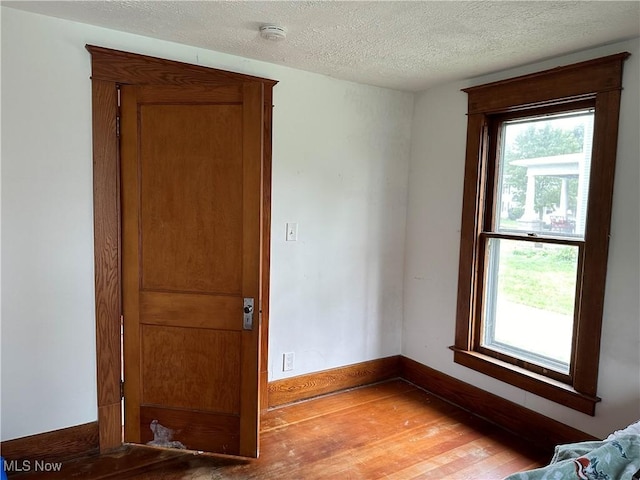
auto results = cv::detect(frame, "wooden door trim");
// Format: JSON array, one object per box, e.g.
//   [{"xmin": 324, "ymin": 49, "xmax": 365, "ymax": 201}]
[
  {"xmin": 88, "ymin": 45, "xmax": 276, "ymax": 452},
  {"xmin": 87, "ymin": 45, "xmax": 277, "ymax": 96}
]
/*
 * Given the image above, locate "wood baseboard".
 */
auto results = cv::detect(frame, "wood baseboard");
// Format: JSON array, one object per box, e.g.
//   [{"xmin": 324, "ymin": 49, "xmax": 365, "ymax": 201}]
[
  {"xmin": 268, "ymin": 355, "xmax": 597, "ymax": 452},
  {"xmin": 268, "ymin": 355, "xmax": 401, "ymax": 407},
  {"xmin": 1, "ymin": 356, "xmax": 596, "ymax": 463},
  {"xmin": 0, "ymin": 422, "xmax": 100, "ymax": 466},
  {"xmin": 399, "ymin": 356, "xmax": 598, "ymax": 452}
]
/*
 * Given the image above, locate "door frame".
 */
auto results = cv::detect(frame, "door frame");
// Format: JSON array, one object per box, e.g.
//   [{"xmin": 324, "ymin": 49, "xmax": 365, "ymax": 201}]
[{"xmin": 87, "ymin": 45, "xmax": 277, "ymax": 452}]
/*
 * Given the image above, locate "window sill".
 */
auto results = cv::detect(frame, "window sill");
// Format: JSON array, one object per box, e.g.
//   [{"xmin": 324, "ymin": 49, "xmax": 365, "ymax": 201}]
[{"xmin": 449, "ymin": 347, "xmax": 600, "ymax": 415}]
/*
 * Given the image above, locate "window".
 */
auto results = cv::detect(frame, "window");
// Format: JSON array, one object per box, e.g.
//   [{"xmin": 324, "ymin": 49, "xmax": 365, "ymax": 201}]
[{"xmin": 452, "ymin": 53, "xmax": 630, "ymax": 415}]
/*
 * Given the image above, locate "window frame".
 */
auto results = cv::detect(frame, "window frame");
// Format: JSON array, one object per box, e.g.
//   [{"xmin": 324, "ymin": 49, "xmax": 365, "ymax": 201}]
[
  {"xmin": 477, "ymin": 104, "xmax": 593, "ymax": 383},
  {"xmin": 451, "ymin": 53, "xmax": 630, "ymax": 416}
]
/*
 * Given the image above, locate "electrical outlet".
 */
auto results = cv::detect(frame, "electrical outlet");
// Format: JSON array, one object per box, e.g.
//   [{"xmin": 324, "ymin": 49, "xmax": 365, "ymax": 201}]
[{"xmin": 283, "ymin": 352, "xmax": 295, "ymax": 371}]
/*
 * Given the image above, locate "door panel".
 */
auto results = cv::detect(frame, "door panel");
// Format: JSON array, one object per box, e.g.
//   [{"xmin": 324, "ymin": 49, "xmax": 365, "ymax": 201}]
[
  {"xmin": 140, "ymin": 291, "xmax": 241, "ymax": 330},
  {"xmin": 139, "ymin": 406, "xmax": 240, "ymax": 454},
  {"xmin": 141, "ymin": 326, "xmax": 241, "ymax": 412},
  {"xmin": 122, "ymin": 83, "xmax": 263, "ymax": 457},
  {"xmin": 139, "ymin": 104, "xmax": 243, "ymax": 294}
]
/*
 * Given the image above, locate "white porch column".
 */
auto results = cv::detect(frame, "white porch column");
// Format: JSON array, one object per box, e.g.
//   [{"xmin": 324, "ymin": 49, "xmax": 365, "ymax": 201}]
[
  {"xmin": 522, "ymin": 172, "xmax": 537, "ymax": 220},
  {"xmin": 558, "ymin": 178, "xmax": 568, "ymax": 216}
]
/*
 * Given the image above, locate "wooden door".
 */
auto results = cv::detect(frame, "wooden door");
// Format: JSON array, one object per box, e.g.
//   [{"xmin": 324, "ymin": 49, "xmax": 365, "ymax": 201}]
[{"xmin": 121, "ymin": 82, "xmax": 264, "ymax": 457}]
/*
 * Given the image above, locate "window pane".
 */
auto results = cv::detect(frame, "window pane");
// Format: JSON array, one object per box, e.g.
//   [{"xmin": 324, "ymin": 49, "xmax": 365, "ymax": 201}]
[
  {"xmin": 495, "ymin": 111, "xmax": 593, "ymax": 239},
  {"xmin": 482, "ymin": 238, "xmax": 578, "ymax": 373}
]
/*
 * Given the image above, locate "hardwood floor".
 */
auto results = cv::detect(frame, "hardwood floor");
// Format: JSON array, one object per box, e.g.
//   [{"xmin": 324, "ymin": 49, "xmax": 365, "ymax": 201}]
[{"xmin": 10, "ymin": 380, "xmax": 548, "ymax": 479}]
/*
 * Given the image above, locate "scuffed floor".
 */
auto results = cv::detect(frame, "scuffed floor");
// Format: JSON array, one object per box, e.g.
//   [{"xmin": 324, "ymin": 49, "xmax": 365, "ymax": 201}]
[{"xmin": 9, "ymin": 380, "xmax": 547, "ymax": 479}]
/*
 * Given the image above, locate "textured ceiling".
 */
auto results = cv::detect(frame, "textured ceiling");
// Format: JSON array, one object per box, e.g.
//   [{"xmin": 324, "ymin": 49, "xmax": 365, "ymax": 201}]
[{"xmin": 4, "ymin": 1, "xmax": 640, "ymax": 91}]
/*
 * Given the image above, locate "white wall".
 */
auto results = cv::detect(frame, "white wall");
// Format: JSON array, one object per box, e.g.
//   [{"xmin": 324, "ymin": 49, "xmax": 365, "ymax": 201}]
[
  {"xmin": 404, "ymin": 38, "xmax": 640, "ymax": 439},
  {"xmin": 270, "ymin": 78, "xmax": 412, "ymax": 377},
  {"xmin": 0, "ymin": 7, "xmax": 413, "ymax": 441}
]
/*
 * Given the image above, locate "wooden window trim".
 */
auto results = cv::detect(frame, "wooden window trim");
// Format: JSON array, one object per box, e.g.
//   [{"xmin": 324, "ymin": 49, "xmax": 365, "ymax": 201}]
[{"xmin": 452, "ymin": 52, "xmax": 630, "ymax": 416}]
